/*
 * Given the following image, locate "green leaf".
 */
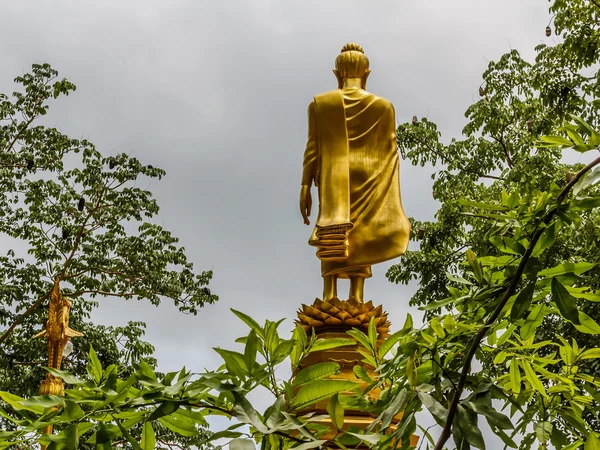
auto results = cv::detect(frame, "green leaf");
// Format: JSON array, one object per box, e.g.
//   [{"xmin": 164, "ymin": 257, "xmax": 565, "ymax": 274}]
[
  {"xmin": 421, "ymin": 296, "xmax": 455, "ymax": 311},
  {"xmin": 292, "ymin": 362, "xmax": 339, "ymax": 387},
  {"xmin": 456, "ymin": 404, "xmax": 486, "ymax": 450},
  {"xmin": 552, "ymin": 278, "xmax": 580, "ymax": 325},
  {"xmin": 232, "ymin": 392, "xmax": 269, "ymax": 433},
  {"xmin": 532, "ymin": 222, "xmax": 557, "ymax": 257},
  {"xmin": 466, "ymin": 249, "xmax": 484, "ymax": 284},
  {"xmin": 381, "ymin": 389, "xmax": 406, "ymax": 430},
  {"xmin": 573, "ymin": 167, "xmax": 600, "ymax": 196},
  {"xmin": 406, "ymin": 354, "xmax": 416, "ymax": 386},
  {"xmin": 272, "ymin": 340, "xmax": 294, "ymax": 364},
  {"xmin": 579, "ymin": 348, "xmax": 600, "ymax": 360},
  {"xmin": 509, "ymin": 358, "xmax": 521, "ymax": 394},
  {"xmin": 521, "ymin": 360, "xmax": 545, "ymax": 396},
  {"xmin": 158, "ymin": 414, "xmax": 198, "ymax": 437},
  {"xmin": 511, "ymin": 283, "xmax": 535, "ymax": 321},
  {"xmin": 489, "ymin": 236, "xmax": 526, "ymax": 255},
  {"xmin": 244, "ymin": 331, "xmax": 258, "ymax": 375},
  {"xmin": 87, "ymin": 346, "xmax": 103, "ymax": 384},
  {"xmin": 231, "ymin": 309, "xmax": 264, "ymax": 338},
  {"xmin": 213, "ymin": 348, "xmax": 247, "ymax": 378},
  {"xmin": 93, "ymin": 423, "xmax": 114, "ymax": 449},
  {"xmin": 586, "ymin": 433, "xmax": 600, "ymax": 450},
  {"xmin": 464, "ymin": 401, "xmax": 513, "ymax": 430},
  {"xmin": 538, "ymin": 135, "xmax": 574, "ymax": 147},
  {"xmin": 229, "ymin": 438, "xmax": 256, "ymax": 450},
  {"xmin": 138, "ymin": 359, "xmax": 157, "ymax": 382},
  {"xmin": 114, "ymin": 421, "xmax": 142, "ymax": 450},
  {"xmin": 346, "ymin": 329, "xmax": 371, "ymax": 350},
  {"xmin": 290, "ymin": 326, "xmax": 307, "ymax": 368},
  {"xmin": 402, "ymin": 313, "xmax": 413, "ymax": 332},
  {"xmin": 574, "ymin": 311, "xmax": 600, "ymax": 334},
  {"xmin": 565, "ymin": 128, "xmax": 585, "ymax": 146},
  {"xmin": 327, "ymin": 393, "xmax": 344, "ymax": 431},
  {"xmin": 0, "ymin": 392, "xmax": 49, "ymax": 414},
  {"xmin": 535, "ymin": 422, "xmax": 553, "ymax": 444},
  {"xmin": 57, "ymin": 399, "xmax": 84, "ymax": 422},
  {"xmin": 520, "ymin": 304, "xmax": 552, "ymax": 340},
  {"xmin": 564, "ymin": 441, "xmax": 584, "ymax": 450},
  {"xmin": 538, "ymin": 262, "xmax": 596, "ymax": 278},
  {"xmin": 291, "ymin": 380, "xmax": 358, "ymax": 410},
  {"xmin": 458, "ymin": 199, "xmax": 508, "ymax": 211},
  {"xmin": 344, "ymin": 431, "xmax": 382, "ymax": 445},
  {"xmin": 148, "ymin": 401, "xmax": 179, "ymax": 421},
  {"xmin": 289, "ymin": 440, "xmax": 328, "ymax": 450},
  {"xmin": 378, "ymin": 328, "xmax": 408, "ymax": 359},
  {"xmin": 140, "ymin": 422, "xmax": 156, "ymax": 450},
  {"xmin": 417, "ymin": 392, "xmax": 448, "ymax": 425},
  {"xmin": 572, "ymin": 195, "xmax": 600, "ymax": 210},
  {"xmin": 44, "ymin": 368, "xmax": 85, "ymax": 385},
  {"xmin": 430, "ymin": 317, "xmax": 446, "ymax": 338},
  {"xmin": 352, "ymin": 365, "xmax": 372, "ymax": 383},
  {"xmin": 309, "ymin": 338, "xmax": 355, "ymax": 353},
  {"xmin": 368, "ymin": 316, "xmax": 377, "ymax": 349},
  {"xmin": 264, "ymin": 319, "xmax": 281, "ymax": 354}
]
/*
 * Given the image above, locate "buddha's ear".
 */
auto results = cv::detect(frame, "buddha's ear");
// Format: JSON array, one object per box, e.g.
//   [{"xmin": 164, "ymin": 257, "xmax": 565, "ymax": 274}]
[
  {"xmin": 361, "ymin": 70, "xmax": 371, "ymax": 89},
  {"xmin": 333, "ymin": 69, "xmax": 343, "ymax": 89}
]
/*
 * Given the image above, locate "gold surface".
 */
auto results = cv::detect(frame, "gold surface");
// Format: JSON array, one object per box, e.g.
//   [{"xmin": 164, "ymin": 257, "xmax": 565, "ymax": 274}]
[
  {"xmin": 296, "ymin": 297, "xmax": 391, "ymax": 336},
  {"xmin": 34, "ymin": 279, "xmax": 83, "ymax": 371},
  {"xmin": 34, "ymin": 279, "xmax": 83, "ymax": 449},
  {"xmin": 300, "ymin": 43, "xmax": 411, "ymax": 302}
]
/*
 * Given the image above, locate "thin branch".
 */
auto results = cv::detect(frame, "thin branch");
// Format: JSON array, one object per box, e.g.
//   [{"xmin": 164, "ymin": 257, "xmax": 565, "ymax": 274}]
[
  {"xmin": 5, "ymin": 115, "xmax": 37, "ymax": 153},
  {"xmin": 0, "ymin": 291, "xmax": 51, "ymax": 346},
  {"xmin": 491, "ymin": 134, "xmax": 513, "ymax": 168},
  {"xmin": 69, "ymin": 290, "xmax": 137, "ymax": 298},
  {"xmin": 434, "ymin": 155, "xmax": 600, "ymax": 450}
]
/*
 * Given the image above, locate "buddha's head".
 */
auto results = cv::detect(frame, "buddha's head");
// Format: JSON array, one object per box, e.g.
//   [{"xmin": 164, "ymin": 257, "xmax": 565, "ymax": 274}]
[{"xmin": 334, "ymin": 43, "xmax": 371, "ymax": 89}]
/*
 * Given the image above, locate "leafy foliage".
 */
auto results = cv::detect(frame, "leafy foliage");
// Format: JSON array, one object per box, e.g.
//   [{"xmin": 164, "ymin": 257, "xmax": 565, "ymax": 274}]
[
  {"xmin": 0, "ymin": 64, "xmax": 217, "ymax": 447},
  {"xmin": 387, "ymin": 0, "xmax": 600, "ymax": 442}
]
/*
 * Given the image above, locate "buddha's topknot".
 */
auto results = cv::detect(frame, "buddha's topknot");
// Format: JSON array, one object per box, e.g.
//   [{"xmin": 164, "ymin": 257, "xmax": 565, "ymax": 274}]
[
  {"xmin": 335, "ymin": 43, "xmax": 369, "ymax": 79},
  {"xmin": 340, "ymin": 43, "xmax": 364, "ymax": 54}
]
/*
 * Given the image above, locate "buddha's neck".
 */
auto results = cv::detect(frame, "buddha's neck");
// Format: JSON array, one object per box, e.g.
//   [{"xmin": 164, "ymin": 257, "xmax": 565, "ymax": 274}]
[{"xmin": 342, "ymin": 78, "xmax": 363, "ymax": 89}]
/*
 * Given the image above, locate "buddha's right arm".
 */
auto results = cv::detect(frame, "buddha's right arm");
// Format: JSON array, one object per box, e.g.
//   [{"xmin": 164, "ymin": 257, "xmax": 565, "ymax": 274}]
[{"xmin": 301, "ymin": 101, "xmax": 318, "ymax": 186}]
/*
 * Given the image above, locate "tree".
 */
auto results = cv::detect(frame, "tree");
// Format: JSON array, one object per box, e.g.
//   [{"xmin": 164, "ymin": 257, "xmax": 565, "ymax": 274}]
[
  {"xmin": 0, "ymin": 64, "xmax": 217, "ymax": 447},
  {"xmin": 387, "ymin": 0, "xmax": 600, "ymax": 438}
]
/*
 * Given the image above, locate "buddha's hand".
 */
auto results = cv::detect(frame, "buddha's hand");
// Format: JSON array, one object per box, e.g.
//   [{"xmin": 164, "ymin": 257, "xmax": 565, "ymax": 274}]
[{"xmin": 300, "ymin": 185, "xmax": 312, "ymax": 225}]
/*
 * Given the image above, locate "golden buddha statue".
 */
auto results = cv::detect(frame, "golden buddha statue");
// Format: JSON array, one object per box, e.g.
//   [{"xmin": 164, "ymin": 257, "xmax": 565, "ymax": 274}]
[{"xmin": 300, "ymin": 43, "xmax": 410, "ymax": 303}]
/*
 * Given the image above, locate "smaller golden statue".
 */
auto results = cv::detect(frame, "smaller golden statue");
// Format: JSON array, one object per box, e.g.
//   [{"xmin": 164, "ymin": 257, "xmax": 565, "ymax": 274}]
[
  {"xmin": 300, "ymin": 43, "xmax": 410, "ymax": 303},
  {"xmin": 34, "ymin": 279, "xmax": 83, "ymax": 450},
  {"xmin": 34, "ymin": 278, "xmax": 83, "ymax": 398}
]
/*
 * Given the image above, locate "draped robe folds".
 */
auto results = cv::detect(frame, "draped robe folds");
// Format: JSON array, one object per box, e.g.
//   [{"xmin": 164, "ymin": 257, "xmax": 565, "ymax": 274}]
[{"xmin": 302, "ymin": 88, "xmax": 410, "ymax": 279}]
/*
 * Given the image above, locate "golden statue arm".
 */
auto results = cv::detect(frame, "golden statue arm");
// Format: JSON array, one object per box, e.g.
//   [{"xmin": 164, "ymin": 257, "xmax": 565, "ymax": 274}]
[
  {"xmin": 301, "ymin": 101, "xmax": 318, "ymax": 186},
  {"xmin": 300, "ymin": 101, "xmax": 318, "ymax": 225}
]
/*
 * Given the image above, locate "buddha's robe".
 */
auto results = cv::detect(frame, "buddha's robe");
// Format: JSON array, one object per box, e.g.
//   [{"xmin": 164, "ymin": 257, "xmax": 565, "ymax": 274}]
[{"xmin": 302, "ymin": 88, "xmax": 410, "ymax": 278}]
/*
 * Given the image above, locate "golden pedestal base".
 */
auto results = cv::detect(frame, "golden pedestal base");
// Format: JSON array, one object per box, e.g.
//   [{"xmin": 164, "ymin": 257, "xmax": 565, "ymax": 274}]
[
  {"xmin": 39, "ymin": 374, "xmax": 65, "ymax": 396},
  {"xmin": 295, "ymin": 300, "xmax": 419, "ymax": 449}
]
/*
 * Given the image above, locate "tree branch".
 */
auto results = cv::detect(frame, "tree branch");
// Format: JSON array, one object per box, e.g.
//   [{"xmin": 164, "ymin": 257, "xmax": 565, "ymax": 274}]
[
  {"xmin": 69, "ymin": 290, "xmax": 137, "ymax": 298},
  {"xmin": 434, "ymin": 155, "xmax": 600, "ymax": 450},
  {"xmin": 491, "ymin": 134, "xmax": 513, "ymax": 168},
  {"xmin": 0, "ymin": 291, "xmax": 51, "ymax": 346}
]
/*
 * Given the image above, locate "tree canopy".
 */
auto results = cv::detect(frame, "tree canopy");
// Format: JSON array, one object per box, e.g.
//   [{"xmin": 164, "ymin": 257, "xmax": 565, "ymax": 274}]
[{"xmin": 0, "ymin": 64, "xmax": 217, "ymax": 447}]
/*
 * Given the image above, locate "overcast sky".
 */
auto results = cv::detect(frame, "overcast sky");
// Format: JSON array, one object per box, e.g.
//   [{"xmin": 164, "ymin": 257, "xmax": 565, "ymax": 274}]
[{"xmin": 1, "ymin": 0, "xmax": 553, "ymax": 446}]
